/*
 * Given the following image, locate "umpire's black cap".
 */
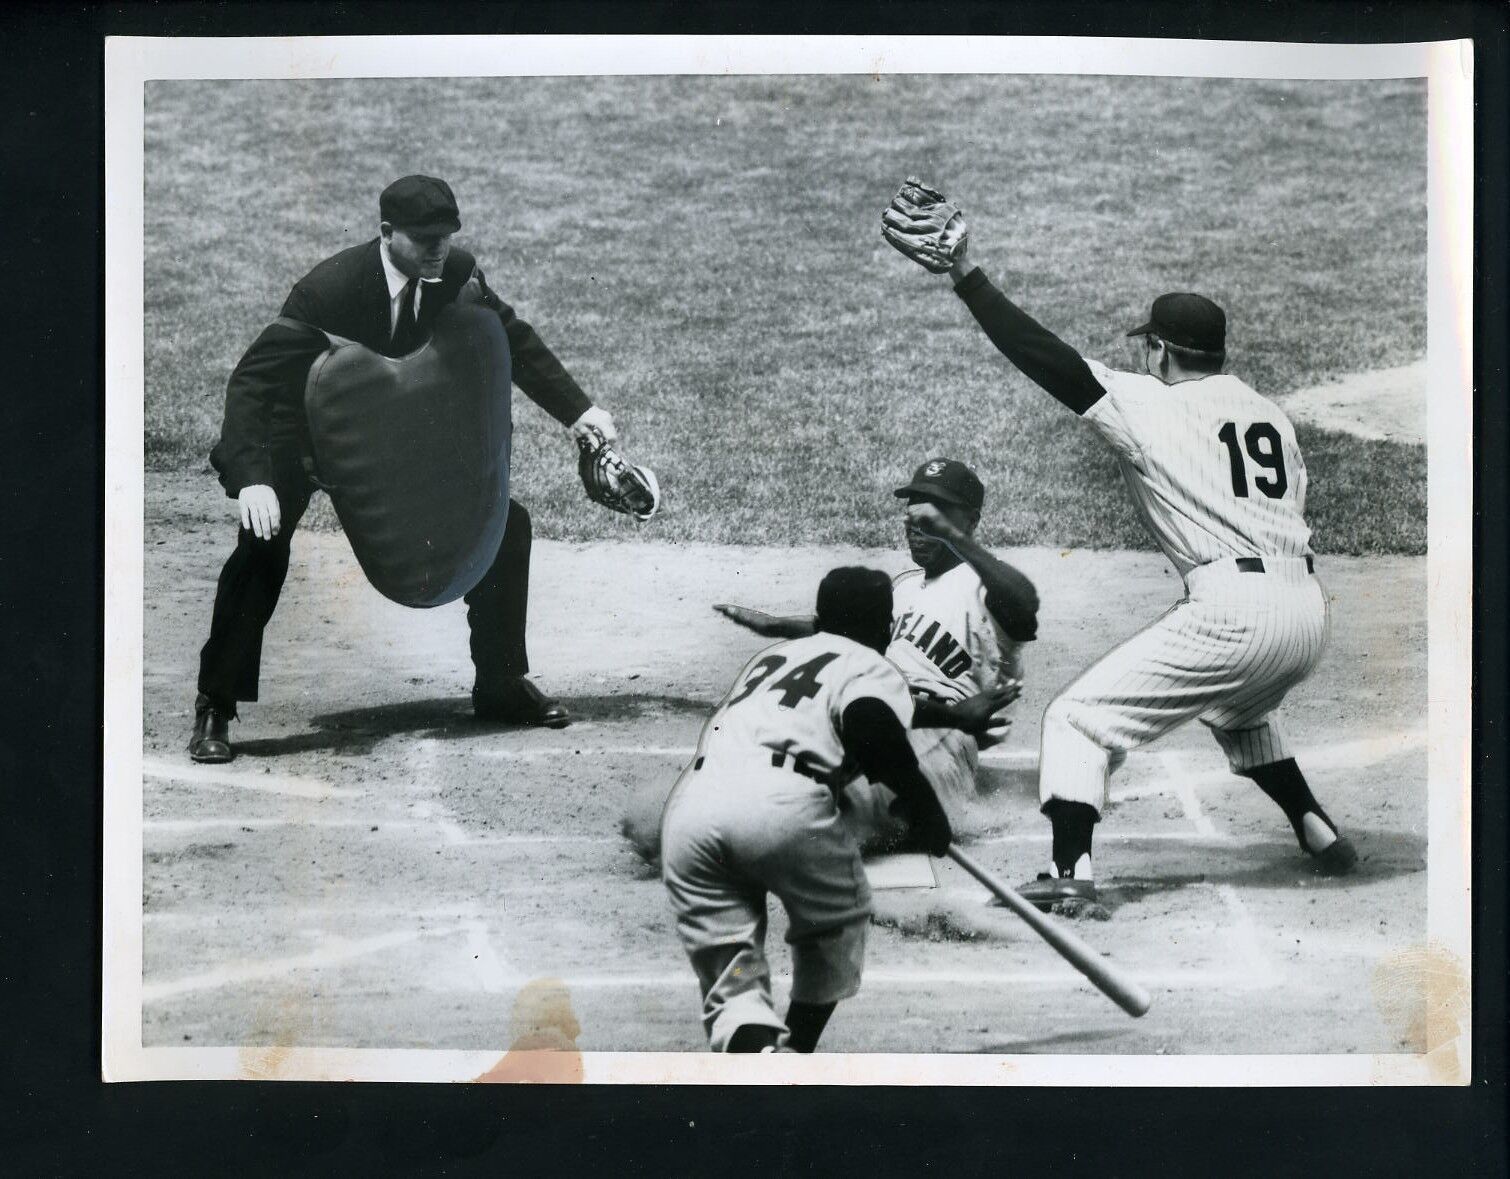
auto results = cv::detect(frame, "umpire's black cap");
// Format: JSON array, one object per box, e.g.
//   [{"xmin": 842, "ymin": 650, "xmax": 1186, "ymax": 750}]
[
  {"xmin": 380, "ymin": 175, "xmax": 462, "ymax": 234},
  {"xmin": 815, "ymin": 566, "xmax": 893, "ymax": 649},
  {"xmin": 1127, "ymin": 292, "xmax": 1226, "ymax": 352},
  {"xmin": 893, "ymin": 457, "xmax": 985, "ymax": 512}
]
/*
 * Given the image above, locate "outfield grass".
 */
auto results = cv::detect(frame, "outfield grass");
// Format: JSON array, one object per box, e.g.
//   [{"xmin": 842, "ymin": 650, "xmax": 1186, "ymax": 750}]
[{"xmin": 143, "ymin": 74, "xmax": 1426, "ymax": 553}]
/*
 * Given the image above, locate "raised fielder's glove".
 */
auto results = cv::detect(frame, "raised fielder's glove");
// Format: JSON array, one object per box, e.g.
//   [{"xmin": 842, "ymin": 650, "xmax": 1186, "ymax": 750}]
[
  {"xmin": 576, "ymin": 425, "xmax": 661, "ymax": 521},
  {"xmin": 881, "ymin": 177, "xmax": 969, "ymax": 273}
]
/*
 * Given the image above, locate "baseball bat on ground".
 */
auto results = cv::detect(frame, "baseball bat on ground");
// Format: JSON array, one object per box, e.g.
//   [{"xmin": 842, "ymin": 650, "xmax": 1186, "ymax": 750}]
[{"xmin": 946, "ymin": 845, "xmax": 1152, "ymax": 1018}]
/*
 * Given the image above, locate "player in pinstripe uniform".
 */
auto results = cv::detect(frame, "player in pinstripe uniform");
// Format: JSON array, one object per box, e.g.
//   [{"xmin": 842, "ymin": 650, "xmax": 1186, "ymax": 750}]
[{"xmin": 890, "ymin": 203, "xmax": 1356, "ymax": 909}]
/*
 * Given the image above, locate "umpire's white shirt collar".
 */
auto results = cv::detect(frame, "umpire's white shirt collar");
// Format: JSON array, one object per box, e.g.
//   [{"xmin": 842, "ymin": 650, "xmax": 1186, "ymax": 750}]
[{"xmin": 379, "ymin": 238, "xmax": 439, "ymax": 335}]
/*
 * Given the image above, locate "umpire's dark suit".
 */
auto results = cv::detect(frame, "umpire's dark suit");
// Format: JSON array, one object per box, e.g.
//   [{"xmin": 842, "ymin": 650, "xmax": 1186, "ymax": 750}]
[{"xmin": 199, "ymin": 237, "xmax": 591, "ymax": 711}]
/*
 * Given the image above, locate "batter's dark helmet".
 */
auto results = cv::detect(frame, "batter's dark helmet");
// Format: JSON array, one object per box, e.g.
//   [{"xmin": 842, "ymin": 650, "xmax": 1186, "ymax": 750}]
[{"xmin": 815, "ymin": 566, "xmax": 894, "ymax": 653}]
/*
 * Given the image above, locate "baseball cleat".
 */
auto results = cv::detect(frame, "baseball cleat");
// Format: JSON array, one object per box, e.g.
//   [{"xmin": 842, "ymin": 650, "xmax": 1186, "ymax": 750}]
[
  {"xmin": 1298, "ymin": 812, "xmax": 1357, "ymax": 876},
  {"xmin": 1012, "ymin": 873, "xmax": 1098, "ymax": 910},
  {"xmin": 1312, "ymin": 834, "xmax": 1358, "ymax": 876}
]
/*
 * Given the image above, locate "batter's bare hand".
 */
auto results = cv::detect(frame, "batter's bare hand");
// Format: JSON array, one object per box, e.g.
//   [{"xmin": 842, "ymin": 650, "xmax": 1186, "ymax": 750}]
[
  {"xmin": 906, "ymin": 501, "xmax": 961, "ymax": 541},
  {"xmin": 238, "ymin": 484, "xmax": 281, "ymax": 540},
  {"xmin": 948, "ymin": 682, "xmax": 1020, "ymax": 735},
  {"xmin": 570, "ymin": 405, "xmax": 618, "ymax": 447}
]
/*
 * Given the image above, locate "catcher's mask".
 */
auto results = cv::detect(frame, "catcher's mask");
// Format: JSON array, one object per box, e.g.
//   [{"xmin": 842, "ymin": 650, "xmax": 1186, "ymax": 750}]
[
  {"xmin": 815, "ymin": 566, "xmax": 894, "ymax": 653},
  {"xmin": 576, "ymin": 426, "xmax": 661, "ymax": 521}
]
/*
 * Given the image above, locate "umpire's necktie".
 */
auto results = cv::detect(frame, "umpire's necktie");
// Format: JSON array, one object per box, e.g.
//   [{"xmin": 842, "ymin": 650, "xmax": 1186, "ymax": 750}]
[{"xmin": 391, "ymin": 278, "xmax": 422, "ymax": 355}]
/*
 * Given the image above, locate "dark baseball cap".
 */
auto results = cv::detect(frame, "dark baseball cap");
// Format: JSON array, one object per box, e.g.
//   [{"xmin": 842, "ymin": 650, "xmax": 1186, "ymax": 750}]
[
  {"xmin": 1126, "ymin": 292, "xmax": 1226, "ymax": 353},
  {"xmin": 379, "ymin": 175, "xmax": 462, "ymax": 234},
  {"xmin": 893, "ymin": 457, "xmax": 985, "ymax": 512}
]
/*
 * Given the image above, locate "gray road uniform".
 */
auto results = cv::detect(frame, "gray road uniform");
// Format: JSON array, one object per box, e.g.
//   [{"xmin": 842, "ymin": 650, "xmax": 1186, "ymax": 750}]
[
  {"xmin": 841, "ymin": 563, "xmax": 1022, "ymax": 847},
  {"xmin": 660, "ymin": 631, "xmax": 915, "ymax": 1051}
]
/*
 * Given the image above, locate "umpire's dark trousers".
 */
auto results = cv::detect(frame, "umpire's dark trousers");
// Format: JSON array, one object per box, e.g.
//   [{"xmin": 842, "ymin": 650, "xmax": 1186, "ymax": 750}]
[{"xmin": 196, "ymin": 470, "xmax": 533, "ymax": 710}]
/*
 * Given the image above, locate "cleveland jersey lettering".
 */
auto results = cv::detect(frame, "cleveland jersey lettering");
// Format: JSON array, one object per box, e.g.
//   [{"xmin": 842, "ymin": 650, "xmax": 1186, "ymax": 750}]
[
  {"xmin": 887, "ymin": 563, "xmax": 1020, "ymax": 704},
  {"xmin": 890, "ymin": 608, "xmax": 973, "ymax": 678},
  {"xmin": 1083, "ymin": 360, "xmax": 1313, "ymax": 577},
  {"xmin": 693, "ymin": 631, "xmax": 914, "ymax": 783}
]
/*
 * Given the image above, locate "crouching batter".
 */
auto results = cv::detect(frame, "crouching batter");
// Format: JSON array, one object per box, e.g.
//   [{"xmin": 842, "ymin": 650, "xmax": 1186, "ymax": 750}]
[{"xmin": 661, "ymin": 567, "xmax": 953, "ymax": 1053}]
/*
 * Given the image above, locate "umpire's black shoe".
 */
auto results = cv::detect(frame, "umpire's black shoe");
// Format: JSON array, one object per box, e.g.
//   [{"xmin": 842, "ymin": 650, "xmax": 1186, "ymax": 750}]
[
  {"xmin": 188, "ymin": 693, "xmax": 234, "ymax": 763},
  {"xmin": 473, "ymin": 678, "xmax": 571, "ymax": 728}
]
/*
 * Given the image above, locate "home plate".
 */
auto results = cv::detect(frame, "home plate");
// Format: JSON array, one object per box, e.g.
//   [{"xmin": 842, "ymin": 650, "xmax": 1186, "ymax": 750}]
[{"xmin": 864, "ymin": 854, "xmax": 938, "ymax": 890}]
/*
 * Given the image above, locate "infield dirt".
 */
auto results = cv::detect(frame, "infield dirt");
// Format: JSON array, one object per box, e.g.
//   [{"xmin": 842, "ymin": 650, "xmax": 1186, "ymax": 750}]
[{"xmin": 140, "ymin": 475, "xmax": 1428, "ymax": 1057}]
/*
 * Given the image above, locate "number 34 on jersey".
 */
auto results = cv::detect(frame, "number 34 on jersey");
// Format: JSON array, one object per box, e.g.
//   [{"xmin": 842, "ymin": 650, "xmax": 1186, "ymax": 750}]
[{"xmin": 692, "ymin": 632, "xmax": 915, "ymax": 784}]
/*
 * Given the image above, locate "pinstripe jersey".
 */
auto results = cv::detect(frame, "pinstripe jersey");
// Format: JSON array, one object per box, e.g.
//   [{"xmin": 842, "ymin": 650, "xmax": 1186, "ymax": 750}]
[{"xmin": 1083, "ymin": 361, "xmax": 1313, "ymax": 578}]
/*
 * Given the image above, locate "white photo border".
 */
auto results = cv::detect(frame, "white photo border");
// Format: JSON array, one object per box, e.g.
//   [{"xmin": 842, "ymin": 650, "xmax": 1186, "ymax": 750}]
[{"xmin": 103, "ymin": 33, "xmax": 1475, "ymax": 1085}]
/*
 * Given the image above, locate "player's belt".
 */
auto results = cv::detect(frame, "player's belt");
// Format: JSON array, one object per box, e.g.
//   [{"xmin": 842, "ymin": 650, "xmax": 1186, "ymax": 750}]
[{"xmin": 1235, "ymin": 556, "xmax": 1314, "ymax": 574}]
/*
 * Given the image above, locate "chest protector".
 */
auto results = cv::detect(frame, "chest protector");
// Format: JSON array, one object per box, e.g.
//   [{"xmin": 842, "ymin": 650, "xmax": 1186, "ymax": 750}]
[{"xmin": 287, "ymin": 302, "xmax": 512, "ymax": 608}]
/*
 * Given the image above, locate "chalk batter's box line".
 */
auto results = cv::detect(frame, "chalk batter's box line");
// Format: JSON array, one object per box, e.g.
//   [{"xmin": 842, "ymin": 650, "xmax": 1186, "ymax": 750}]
[
  {"xmin": 450, "ymin": 729, "xmax": 1425, "ymax": 802},
  {"xmin": 141, "ymin": 817, "xmax": 1238, "ymax": 846},
  {"xmin": 143, "ymin": 729, "xmax": 1424, "ymax": 809},
  {"xmin": 444, "ymin": 742, "xmax": 1181, "ymax": 805},
  {"xmin": 140, "ymin": 915, "xmax": 1282, "ymax": 1004}
]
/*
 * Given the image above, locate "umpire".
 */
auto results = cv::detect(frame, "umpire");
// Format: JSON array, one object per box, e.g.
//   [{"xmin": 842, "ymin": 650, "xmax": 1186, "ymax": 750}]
[{"xmin": 190, "ymin": 174, "xmax": 618, "ymax": 762}]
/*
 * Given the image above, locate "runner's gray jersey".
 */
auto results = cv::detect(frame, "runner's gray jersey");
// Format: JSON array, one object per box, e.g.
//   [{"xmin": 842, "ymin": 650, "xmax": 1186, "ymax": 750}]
[{"xmin": 888, "ymin": 563, "xmax": 1021, "ymax": 705}]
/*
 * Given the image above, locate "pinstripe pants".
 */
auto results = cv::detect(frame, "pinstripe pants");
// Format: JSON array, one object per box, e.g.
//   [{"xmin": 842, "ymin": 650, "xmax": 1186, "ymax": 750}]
[{"xmin": 1039, "ymin": 557, "xmax": 1329, "ymax": 814}]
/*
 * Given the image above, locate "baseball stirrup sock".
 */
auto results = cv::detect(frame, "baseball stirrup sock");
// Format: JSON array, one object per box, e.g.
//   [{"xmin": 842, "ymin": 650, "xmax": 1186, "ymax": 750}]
[
  {"xmin": 1243, "ymin": 758, "xmax": 1335, "ymax": 849},
  {"xmin": 784, "ymin": 1001, "xmax": 837, "ymax": 1053},
  {"xmin": 1044, "ymin": 800, "xmax": 1098, "ymax": 877}
]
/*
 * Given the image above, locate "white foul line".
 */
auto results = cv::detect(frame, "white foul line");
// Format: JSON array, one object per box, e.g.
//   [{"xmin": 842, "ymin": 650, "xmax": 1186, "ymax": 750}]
[
  {"xmin": 549, "ymin": 967, "xmax": 1271, "ymax": 991},
  {"xmin": 468, "ymin": 745, "xmax": 697, "ymax": 761},
  {"xmin": 1212, "ymin": 884, "xmax": 1282, "ymax": 987},
  {"xmin": 1163, "ymin": 752, "xmax": 1281, "ymax": 986},
  {"xmin": 142, "ymin": 816, "xmax": 1220, "ymax": 849},
  {"xmin": 143, "ymin": 923, "xmax": 523, "ymax": 1003},
  {"xmin": 972, "ymin": 830, "xmax": 1232, "ymax": 846},
  {"xmin": 144, "ymin": 725, "xmax": 1422, "ymax": 809},
  {"xmin": 1159, "ymin": 752, "xmax": 1219, "ymax": 837},
  {"xmin": 462, "ymin": 920, "xmax": 513, "ymax": 994},
  {"xmin": 142, "ymin": 928, "xmax": 1268, "ymax": 1001},
  {"xmin": 141, "ymin": 817, "xmax": 618, "ymax": 845},
  {"xmin": 145, "ymin": 818, "xmax": 420, "ymax": 833},
  {"xmin": 143, "ymin": 756, "xmax": 363, "ymax": 800},
  {"xmin": 467, "ymin": 743, "xmax": 1038, "ymax": 768},
  {"xmin": 142, "ymin": 927, "xmax": 426, "ymax": 1003}
]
